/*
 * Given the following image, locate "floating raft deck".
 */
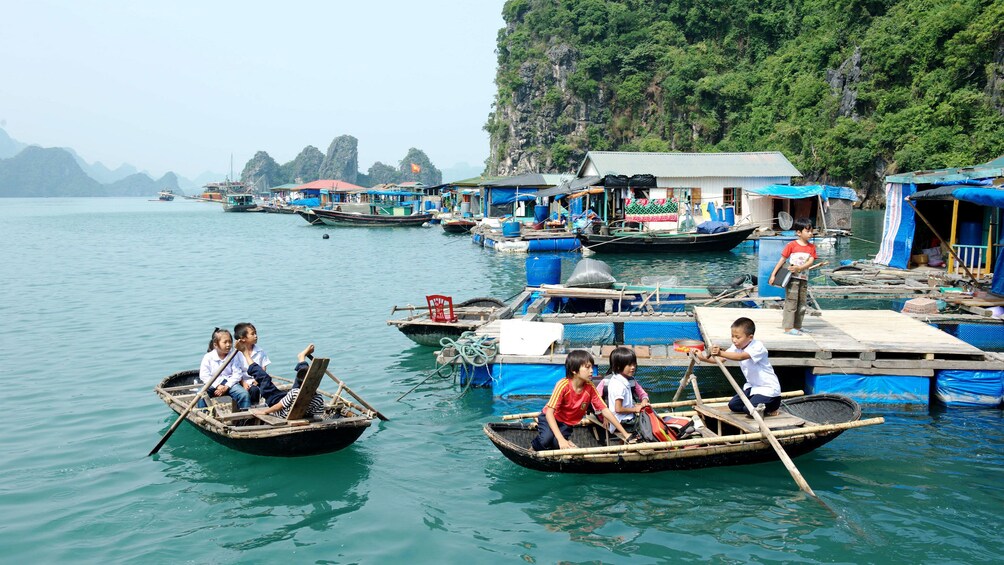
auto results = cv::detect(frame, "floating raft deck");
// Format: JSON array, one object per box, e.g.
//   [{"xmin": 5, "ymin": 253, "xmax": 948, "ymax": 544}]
[
  {"xmin": 693, "ymin": 307, "xmax": 999, "ymax": 375},
  {"xmin": 468, "ymin": 308, "xmax": 1002, "ymax": 373}
]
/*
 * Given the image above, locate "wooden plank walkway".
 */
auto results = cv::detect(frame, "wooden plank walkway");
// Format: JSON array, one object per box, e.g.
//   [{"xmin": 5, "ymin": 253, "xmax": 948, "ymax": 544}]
[{"xmin": 694, "ymin": 307, "xmax": 986, "ymax": 364}]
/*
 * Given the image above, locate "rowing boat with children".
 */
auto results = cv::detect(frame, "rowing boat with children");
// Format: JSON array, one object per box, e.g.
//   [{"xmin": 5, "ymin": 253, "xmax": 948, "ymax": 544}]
[
  {"xmin": 485, "ymin": 392, "xmax": 883, "ymax": 473},
  {"xmin": 154, "ymin": 357, "xmax": 377, "ymax": 456}
]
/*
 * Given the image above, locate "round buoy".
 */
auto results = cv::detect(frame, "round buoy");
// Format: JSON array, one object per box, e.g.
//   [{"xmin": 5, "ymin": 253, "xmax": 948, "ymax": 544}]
[{"xmin": 322, "ymin": 234, "xmax": 330, "ymax": 239}]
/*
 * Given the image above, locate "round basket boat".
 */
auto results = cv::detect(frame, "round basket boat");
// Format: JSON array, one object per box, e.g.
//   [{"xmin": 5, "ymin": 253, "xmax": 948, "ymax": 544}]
[{"xmin": 673, "ymin": 339, "xmax": 706, "ymax": 353}]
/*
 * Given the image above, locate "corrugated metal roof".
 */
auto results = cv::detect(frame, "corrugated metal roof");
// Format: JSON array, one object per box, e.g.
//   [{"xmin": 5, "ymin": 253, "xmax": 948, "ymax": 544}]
[
  {"xmin": 295, "ymin": 179, "xmax": 366, "ymax": 191},
  {"xmin": 577, "ymin": 151, "xmax": 801, "ymax": 178},
  {"xmin": 885, "ymin": 155, "xmax": 1004, "ymax": 184}
]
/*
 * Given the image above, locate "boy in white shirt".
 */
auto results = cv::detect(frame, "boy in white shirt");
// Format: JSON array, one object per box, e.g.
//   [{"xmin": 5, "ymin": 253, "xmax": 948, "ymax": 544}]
[{"xmin": 697, "ymin": 317, "xmax": 782, "ymax": 416}]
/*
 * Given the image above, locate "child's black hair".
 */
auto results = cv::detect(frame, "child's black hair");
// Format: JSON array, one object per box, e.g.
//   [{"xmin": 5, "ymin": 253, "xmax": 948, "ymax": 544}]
[
  {"xmin": 607, "ymin": 346, "xmax": 638, "ymax": 376},
  {"xmin": 792, "ymin": 217, "xmax": 813, "ymax": 232},
  {"xmin": 207, "ymin": 327, "xmax": 232, "ymax": 352},
  {"xmin": 731, "ymin": 317, "xmax": 756, "ymax": 337},
  {"xmin": 564, "ymin": 349, "xmax": 595, "ymax": 378},
  {"xmin": 233, "ymin": 322, "xmax": 256, "ymax": 340}
]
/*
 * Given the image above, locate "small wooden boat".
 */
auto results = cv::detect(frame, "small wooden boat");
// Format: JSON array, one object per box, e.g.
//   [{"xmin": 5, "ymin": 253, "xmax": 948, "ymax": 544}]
[
  {"xmin": 388, "ymin": 297, "xmax": 505, "ymax": 346},
  {"xmin": 484, "ymin": 394, "xmax": 882, "ymax": 473},
  {"xmin": 442, "ymin": 218, "xmax": 477, "ymax": 234},
  {"xmin": 154, "ymin": 365, "xmax": 374, "ymax": 456},
  {"xmin": 578, "ymin": 224, "xmax": 757, "ymax": 254},
  {"xmin": 223, "ymin": 193, "xmax": 258, "ymax": 213},
  {"xmin": 259, "ymin": 203, "xmax": 298, "ymax": 214},
  {"xmin": 312, "ymin": 207, "xmax": 433, "ymax": 227}
]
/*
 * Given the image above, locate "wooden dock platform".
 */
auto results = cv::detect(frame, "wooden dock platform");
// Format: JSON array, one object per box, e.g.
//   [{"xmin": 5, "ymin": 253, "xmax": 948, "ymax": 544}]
[
  {"xmin": 694, "ymin": 307, "xmax": 993, "ymax": 372},
  {"xmin": 451, "ymin": 308, "xmax": 1003, "ymax": 373}
]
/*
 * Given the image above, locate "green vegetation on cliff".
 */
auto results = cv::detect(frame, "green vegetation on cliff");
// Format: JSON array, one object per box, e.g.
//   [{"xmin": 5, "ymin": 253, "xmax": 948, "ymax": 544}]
[{"xmin": 488, "ymin": 0, "xmax": 1004, "ymax": 203}]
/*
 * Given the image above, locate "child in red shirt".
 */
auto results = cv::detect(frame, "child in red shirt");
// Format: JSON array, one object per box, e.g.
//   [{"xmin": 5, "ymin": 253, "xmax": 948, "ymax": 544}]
[
  {"xmin": 769, "ymin": 217, "xmax": 818, "ymax": 335},
  {"xmin": 530, "ymin": 350, "xmax": 633, "ymax": 451}
]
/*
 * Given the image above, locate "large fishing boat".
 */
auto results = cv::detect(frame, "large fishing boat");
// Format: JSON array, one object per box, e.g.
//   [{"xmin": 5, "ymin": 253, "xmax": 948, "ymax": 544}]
[{"xmin": 578, "ymin": 224, "xmax": 758, "ymax": 254}]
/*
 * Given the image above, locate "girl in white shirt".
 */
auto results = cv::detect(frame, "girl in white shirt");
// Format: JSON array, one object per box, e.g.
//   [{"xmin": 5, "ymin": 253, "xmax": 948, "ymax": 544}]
[
  {"xmin": 198, "ymin": 328, "xmax": 252, "ymax": 409},
  {"xmin": 604, "ymin": 347, "xmax": 651, "ymax": 432}
]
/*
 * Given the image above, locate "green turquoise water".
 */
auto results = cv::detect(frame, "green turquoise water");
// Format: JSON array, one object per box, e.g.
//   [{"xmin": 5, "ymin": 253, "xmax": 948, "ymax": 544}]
[{"xmin": 0, "ymin": 199, "xmax": 1000, "ymax": 563}]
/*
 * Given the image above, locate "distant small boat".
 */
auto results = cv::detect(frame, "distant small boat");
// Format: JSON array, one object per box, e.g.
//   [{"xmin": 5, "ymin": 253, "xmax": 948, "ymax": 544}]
[
  {"xmin": 223, "ymin": 193, "xmax": 257, "ymax": 213},
  {"xmin": 578, "ymin": 225, "xmax": 757, "ymax": 254},
  {"xmin": 158, "ymin": 190, "xmax": 175, "ymax": 201},
  {"xmin": 442, "ymin": 218, "xmax": 477, "ymax": 234},
  {"xmin": 312, "ymin": 207, "xmax": 433, "ymax": 227}
]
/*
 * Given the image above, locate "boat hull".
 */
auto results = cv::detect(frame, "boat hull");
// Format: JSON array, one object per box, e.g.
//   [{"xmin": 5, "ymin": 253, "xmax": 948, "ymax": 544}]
[
  {"xmin": 313, "ymin": 208, "xmax": 433, "ymax": 227},
  {"xmin": 155, "ymin": 371, "xmax": 371, "ymax": 457},
  {"xmin": 442, "ymin": 220, "xmax": 476, "ymax": 234},
  {"xmin": 296, "ymin": 210, "xmax": 325, "ymax": 225},
  {"xmin": 578, "ymin": 225, "xmax": 757, "ymax": 253},
  {"xmin": 484, "ymin": 394, "xmax": 861, "ymax": 473}
]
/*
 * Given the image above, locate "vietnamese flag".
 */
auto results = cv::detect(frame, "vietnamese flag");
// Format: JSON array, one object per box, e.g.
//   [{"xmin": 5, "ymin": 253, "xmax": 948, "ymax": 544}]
[{"xmin": 411, "ymin": 163, "xmax": 421, "ymax": 174}]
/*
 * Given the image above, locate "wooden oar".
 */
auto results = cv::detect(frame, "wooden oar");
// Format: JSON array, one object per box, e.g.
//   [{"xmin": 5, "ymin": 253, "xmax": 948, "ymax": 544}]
[
  {"xmin": 711, "ymin": 356, "xmax": 819, "ymax": 498},
  {"xmin": 149, "ymin": 348, "xmax": 239, "ymax": 456},
  {"xmin": 308, "ymin": 353, "xmax": 389, "ymax": 421}
]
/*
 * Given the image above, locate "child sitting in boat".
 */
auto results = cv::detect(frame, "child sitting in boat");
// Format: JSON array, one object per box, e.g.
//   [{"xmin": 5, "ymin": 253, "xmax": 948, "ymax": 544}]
[
  {"xmin": 198, "ymin": 327, "xmax": 252, "ymax": 410},
  {"xmin": 696, "ymin": 317, "xmax": 782, "ymax": 417},
  {"xmin": 769, "ymin": 217, "xmax": 817, "ymax": 336},
  {"xmin": 596, "ymin": 347, "xmax": 651, "ymax": 433},
  {"xmin": 249, "ymin": 344, "xmax": 325, "ymax": 419},
  {"xmin": 233, "ymin": 322, "xmax": 282, "ymax": 406},
  {"xmin": 531, "ymin": 350, "xmax": 634, "ymax": 451}
]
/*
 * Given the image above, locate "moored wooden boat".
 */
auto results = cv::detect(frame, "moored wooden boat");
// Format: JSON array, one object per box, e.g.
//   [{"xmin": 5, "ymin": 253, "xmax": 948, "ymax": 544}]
[
  {"xmin": 223, "ymin": 193, "xmax": 258, "ymax": 213},
  {"xmin": 578, "ymin": 224, "xmax": 757, "ymax": 254},
  {"xmin": 313, "ymin": 207, "xmax": 433, "ymax": 227},
  {"xmin": 388, "ymin": 297, "xmax": 505, "ymax": 346},
  {"xmin": 484, "ymin": 394, "xmax": 882, "ymax": 473},
  {"xmin": 442, "ymin": 218, "xmax": 478, "ymax": 234},
  {"xmin": 154, "ymin": 369, "xmax": 374, "ymax": 456}
]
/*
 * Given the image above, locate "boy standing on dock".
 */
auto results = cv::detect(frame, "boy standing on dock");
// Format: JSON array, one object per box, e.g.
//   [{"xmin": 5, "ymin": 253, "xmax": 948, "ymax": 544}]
[{"xmin": 770, "ymin": 218, "xmax": 817, "ymax": 336}]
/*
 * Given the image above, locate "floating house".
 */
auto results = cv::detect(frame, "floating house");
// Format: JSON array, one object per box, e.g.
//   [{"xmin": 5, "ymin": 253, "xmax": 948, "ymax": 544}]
[
  {"xmin": 877, "ymin": 155, "xmax": 1004, "ymax": 281},
  {"xmin": 567, "ymin": 151, "xmax": 803, "ymax": 231}
]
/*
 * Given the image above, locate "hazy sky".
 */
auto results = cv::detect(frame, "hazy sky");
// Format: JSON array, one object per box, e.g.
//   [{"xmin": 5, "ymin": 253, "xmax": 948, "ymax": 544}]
[{"xmin": 1, "ymin": 1, "xmax": 505, "ymax": 179}]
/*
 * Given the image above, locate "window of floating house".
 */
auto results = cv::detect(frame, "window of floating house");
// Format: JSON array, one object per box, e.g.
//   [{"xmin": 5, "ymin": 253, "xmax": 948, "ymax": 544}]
[{"xmin": 723, "ymin": 187, "xmax": 742, "ymax": 215}]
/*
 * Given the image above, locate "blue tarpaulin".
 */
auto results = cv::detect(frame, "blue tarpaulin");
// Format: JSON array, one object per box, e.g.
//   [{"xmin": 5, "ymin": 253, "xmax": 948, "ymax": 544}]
[
  {"xmin": 935, "ymin": 369, "xmax": 1004, "ymax": 407},
  {"xmin": 807, "ymin": 373, "xmax": 929, "ymax": 405},
  {"xmin": 952, "ymin": 187, "xmax": 1004, "ymax": 208},
  {"xmin": 746, "ymin": 184, "xmax": 858, "ymax": 202},
  {"xmin": 876, "ymin": 182, "xmax": 917, "ymax": 269},
  {"xmin": 490, "ymin": 188, "xmax": 538, "ymax": 205},
  {"xmin": 290, "ymin": 197, "xmax": 320, "ymax": 207}
]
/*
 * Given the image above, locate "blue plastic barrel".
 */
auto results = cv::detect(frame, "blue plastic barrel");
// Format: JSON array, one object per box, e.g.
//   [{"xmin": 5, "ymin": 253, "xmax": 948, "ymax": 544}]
[
  {"xmin": 527, "ymin": 238, "xmax": 581, "ymax": 252},
  {"xmin": 526, "ymin": 256, "xmax": 561, "ymax": 286},
  {"xmin": 758, "ymin": 235, "xmax": 796, "ymax": 299},
  {"xmin": 723, "ymin": 206, "xmax": 735, "ymax": 226},
  {"xmin": 534, "ymin": 204, "xmax": 549, "ymax": 223},
  {"xmin": 501, "ymin": 221, "xmax": 521, "ymax": 237}
]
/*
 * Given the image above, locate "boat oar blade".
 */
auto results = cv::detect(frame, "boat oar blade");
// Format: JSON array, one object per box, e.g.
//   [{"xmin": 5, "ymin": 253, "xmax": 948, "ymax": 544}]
[{"xmin": 150, "ymin": 348, "xmax": 239, "ymax": 456}]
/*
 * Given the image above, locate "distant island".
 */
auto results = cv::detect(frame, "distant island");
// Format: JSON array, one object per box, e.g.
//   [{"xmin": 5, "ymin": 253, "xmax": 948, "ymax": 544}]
[{"xmin": 0, "ymin": 127, "xmax": 474, "ymax": 197}]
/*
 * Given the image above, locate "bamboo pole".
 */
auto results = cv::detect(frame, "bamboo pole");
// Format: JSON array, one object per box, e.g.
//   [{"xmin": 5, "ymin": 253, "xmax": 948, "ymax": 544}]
[
  {"xmin": 712, "ymin": 356, "xmax": 817, "ymax": 497},
  {"xmin": 671, "ymin": 352, "xmax": 699, "ymax": 402},
  {"xmin": 533, "ymin": 417, "xmax": 884, "ymax": 457}
]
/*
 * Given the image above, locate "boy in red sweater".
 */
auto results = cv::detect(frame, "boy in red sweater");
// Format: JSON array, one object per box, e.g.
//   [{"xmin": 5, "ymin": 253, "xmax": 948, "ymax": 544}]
[{"xmin": 769, "ymin": 217, "xmax": 817, "ymax": 335}]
